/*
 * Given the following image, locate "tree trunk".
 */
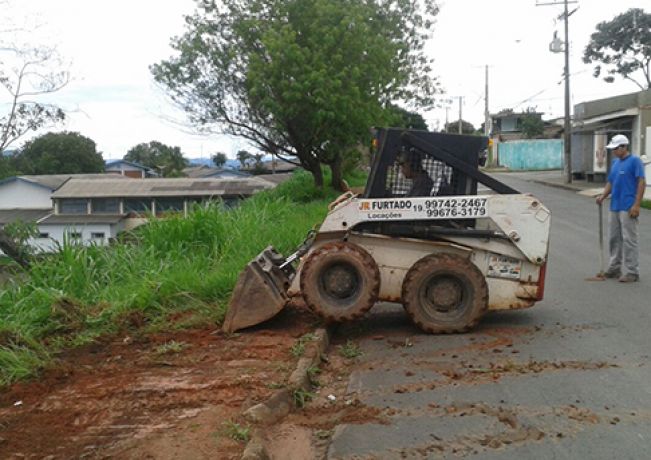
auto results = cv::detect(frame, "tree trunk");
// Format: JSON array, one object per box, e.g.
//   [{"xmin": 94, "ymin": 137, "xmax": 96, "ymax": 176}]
[
  {"xmin": 310, "ymin": 164, "xmax": 324, "ymax": 188},
  {"xmin": 0, "ymin": 228, "xmax": 30, "ymax": 269},
  {"xmin": 329, "ymin": 157, "xmax": 346, "ymax": 192},
  {"xmin": 300, "ymin": 154, "xmax": 323, "ymax": 188}
]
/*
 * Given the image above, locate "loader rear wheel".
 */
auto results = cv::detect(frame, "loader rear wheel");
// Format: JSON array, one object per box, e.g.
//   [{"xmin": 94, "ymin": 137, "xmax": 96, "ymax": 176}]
[
  {"xmin": 402, "ymin": 253, "xmax": 488, "ymax": 334},
  {"xmin": 300, "ymin": 241, "xmax": 380, "ymax": 323}
]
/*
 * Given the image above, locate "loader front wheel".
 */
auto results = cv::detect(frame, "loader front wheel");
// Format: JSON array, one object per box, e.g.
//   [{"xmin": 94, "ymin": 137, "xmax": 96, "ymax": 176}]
[
  {"xmin": 301, "ymin": 242, "xmax": 380, "ymax": 322},
  {"xmin": 402, "ymin": 253, "xmax": 488, "ymax": 334}
]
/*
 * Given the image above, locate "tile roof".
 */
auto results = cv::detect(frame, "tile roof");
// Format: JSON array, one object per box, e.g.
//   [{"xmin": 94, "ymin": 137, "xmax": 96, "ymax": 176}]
[
  {"xmin": 39, "ymin": 214, "xmax": 126, "ymax": 225},
  {"xmin": 0, "ymin": 208, "xmax": 53, "ymax": 225},
  {"xmin": 255, "ymin": 173, "xmax": 295, "ymax": 185},
  {"xmin": 52, "ymin": 177, "xmax": 275, "ymax": 198},
  {"xmin": 18, "ymin": 174, "xmax": 132, "ymax": 190}
]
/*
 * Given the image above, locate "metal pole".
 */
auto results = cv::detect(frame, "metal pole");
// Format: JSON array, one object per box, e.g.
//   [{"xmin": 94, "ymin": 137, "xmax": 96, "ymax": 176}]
[
  {"xmin": 536, "ymin": 0, "xmax": 577, "ymax": 183},
  {"xmin": 458, "ymin": 96, "xmax": 463, "ymax": 134},
  {"xmin": 563, "ymin": 0, "xmax": 572, "ymax": 183},
  {"xmin": 484, "ymin": 65, "xmax": 490, "ymax": 136}
]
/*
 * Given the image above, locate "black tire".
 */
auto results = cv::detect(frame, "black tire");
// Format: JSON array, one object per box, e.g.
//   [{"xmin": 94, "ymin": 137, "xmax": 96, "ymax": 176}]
[
  {"xmin": 300, "ymin": 241, "xmax": 380, "ymax": 322},
  {"xmin": 402, "ymin": 253, "xmax": 488, "ymax": 334}
]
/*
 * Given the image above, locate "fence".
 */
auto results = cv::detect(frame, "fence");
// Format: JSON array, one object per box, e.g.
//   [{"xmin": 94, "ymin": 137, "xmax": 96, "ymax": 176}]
[{"xmin": 498, "ymin": 139, "xmax": 563, "ymax": 170}]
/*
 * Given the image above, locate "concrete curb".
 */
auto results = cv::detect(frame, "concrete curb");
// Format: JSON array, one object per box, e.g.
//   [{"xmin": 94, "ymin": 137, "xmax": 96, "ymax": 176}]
[
  {"xmin": 532, "ymin": 179, "xmax": 584, "ymax": 193},
  {"xmin": 241, "ymin": 326, "xmax": 332, "ymax": 459}
]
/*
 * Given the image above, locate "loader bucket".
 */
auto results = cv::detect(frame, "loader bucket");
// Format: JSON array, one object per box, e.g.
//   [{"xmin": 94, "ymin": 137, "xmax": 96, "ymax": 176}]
[{"xmin": 222, "ymin": 246, "xmax": 293, "ymax": 333}]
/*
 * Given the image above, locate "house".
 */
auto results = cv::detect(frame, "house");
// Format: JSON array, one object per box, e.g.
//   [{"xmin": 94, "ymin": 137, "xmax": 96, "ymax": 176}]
[
  {"xmin": 105, "ymin": 160, "xmax": 158, "ymax": 178},
  {"xmin": 183, "ymin": 165, "xmax": 251, "ymax": 179},
  {"xmin": 487, "ymin": 110, "xmax": 565, "ymax": 169},
  {"xmin": 27, "ymin": 177, "xmax": 276, "ymax": 252},
  {"xmin": 490, "ymin": 110, "xmax": 561, "ymax": 141},
  {"xmin": 0, "ymin": 174, "xmax": 132, "ymax": 210},
  {"xmin": 0, "ymin": 174, "xmax": 132, "ymax": 255},
  {"xmin": 571, "ymin": 88, "xmax": 651, "ymax": 181}
]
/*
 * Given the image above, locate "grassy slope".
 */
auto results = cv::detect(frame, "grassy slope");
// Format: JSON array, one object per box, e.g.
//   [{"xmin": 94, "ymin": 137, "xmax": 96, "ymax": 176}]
[{"xmin": 0, "ymin": 170, "xmax": 366, "ymax": 385}]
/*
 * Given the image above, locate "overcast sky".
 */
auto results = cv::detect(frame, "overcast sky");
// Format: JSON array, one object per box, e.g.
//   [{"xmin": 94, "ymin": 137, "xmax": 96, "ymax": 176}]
[{"xmin": 2, "ymin": 0, "xmax": 646, "ymax": 160}]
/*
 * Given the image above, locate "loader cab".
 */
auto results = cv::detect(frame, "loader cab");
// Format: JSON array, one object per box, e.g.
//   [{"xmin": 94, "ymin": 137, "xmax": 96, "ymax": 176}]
[{"xmin": 364, "ymin": 128, "xmax": 488, "ymax": 199}]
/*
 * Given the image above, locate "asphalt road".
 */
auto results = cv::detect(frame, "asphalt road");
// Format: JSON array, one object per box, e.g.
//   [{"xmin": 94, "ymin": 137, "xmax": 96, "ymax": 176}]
[{"xmin": 326, "ymin": 173, "xmax": 651, "ymax": 459}]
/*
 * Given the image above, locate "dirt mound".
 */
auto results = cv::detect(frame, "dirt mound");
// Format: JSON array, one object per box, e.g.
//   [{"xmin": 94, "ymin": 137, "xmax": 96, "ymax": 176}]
[{"xmin": 0, "ymin": 305, "xmax": 318, "ymax": 459}]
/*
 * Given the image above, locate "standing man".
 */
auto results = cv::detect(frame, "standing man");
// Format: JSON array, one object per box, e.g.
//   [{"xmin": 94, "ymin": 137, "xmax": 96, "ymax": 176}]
[{"xmin": 596, "ymin": 134, "xmax": 646, "ymax": 282}]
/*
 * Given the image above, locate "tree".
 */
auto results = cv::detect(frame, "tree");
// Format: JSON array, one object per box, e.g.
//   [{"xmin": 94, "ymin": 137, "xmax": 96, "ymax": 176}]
[
  {"xmin": 444, "ymin": 120, "xmax": 475, "ymax": 135},
  {"xmin": 583, "ymin": 8, "xmax": 651, "ymax": 90},
  {"xmin": 236, "ymin": 150, "xmax": 252, "ymax": 168},
  {"xmin": 0, "ymin": 152, "xmax": 19, "ymax": 179},
  {"xmin": 250, "ymin": 152, "xmax": 267, "ymax": 175},
  {"xmin": 390, "ymin": 105, "xmax": 429, "ymax": 130},
  {"xmin": 0, "ymin": 0, "xmax": 69, "ymax": 266},
  {"xmin": 124, "ymin": 141, "xmax": 188, "ymax": 177},
  {"xmin": 211, "ymin": 152, "xmax": 227, "ymax": 168},
  {"xmin": 11, "ymin": 131, "xmax": 104, "ymax": 174},
  {"xmin": 520, "ymin": 112, "xmax": 545, "ymax": 139},
  {"xmin": 0, "ymin": 3, "xmax": 68, "ymax": 152},
  {"xmin": 151, "ymin": 0, "xmax": 440, "ymax": 190}
]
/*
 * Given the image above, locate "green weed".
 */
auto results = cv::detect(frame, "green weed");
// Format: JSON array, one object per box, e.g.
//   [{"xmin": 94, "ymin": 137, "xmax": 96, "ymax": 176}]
[
  {"xmin": 222, "ymin": 420, "xmax": 250, "ymax": 443},
  {"xmin": 290, "ymin": 332, "xmax": 318, "ymax": 358},
  {"xmin": 290, "ymin": 341, "xmax": 305, "ymax": 357},
  {"xmin": 0, "ymin": 170, "xmax": 365, "ymax": 386},
  {"xmin": 338, "ymin": 340, "xmax": 363, "ymax": 359},
  {"xmin": 293, "ymin": 388, "xmax": 315, "ymax": 408},
  {"xmin": 307, "ymin": 365, "xmax": 321, "ymax": 386},
  {"xmin": 154, "ymin": 341, "xmax": 187, "ymax": 355}
]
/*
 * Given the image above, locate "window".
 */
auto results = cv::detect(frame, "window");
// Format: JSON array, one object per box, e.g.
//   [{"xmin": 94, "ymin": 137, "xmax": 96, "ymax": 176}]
[
  {"xmin": 60, "ymin": 199, "xmax": 88, "ymax": 214},
  {"xmin": 155, "ymin": 198, "xmax": 184, "ymax": 215},
  {"xmin": 68, "ymin": 231, "xmax": 82, "ymax": 239},
  {"xmin": 37, "ymin": 232, "xmax": 49, "ymax": 239},
  {"xmin": 91, "ymin": 198, "xmax": 119, "ymax": 214},
  {"xmin": 91, "ymin": 232, "xmax": 105, "ymax": 239},
  {"xmin": 124, "ymin": 199, "xmax": 151, "ymax": 215}
]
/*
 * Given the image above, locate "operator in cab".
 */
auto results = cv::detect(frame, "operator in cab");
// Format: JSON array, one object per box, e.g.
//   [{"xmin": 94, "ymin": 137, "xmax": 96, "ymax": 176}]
[{"xmin": 397, "ymin": 150, "xmax": 433, "ymax": 197}]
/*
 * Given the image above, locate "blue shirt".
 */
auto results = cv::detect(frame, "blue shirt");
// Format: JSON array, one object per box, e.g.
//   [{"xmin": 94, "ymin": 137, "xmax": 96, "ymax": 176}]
[{"xmin": 607, "ymin": 153, "xmax": 645, "ymax": 212}]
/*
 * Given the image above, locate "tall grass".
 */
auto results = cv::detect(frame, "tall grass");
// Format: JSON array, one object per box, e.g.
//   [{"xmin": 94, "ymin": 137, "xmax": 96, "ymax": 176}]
[{"xmin": 0, "ymin": 170, "xmax": 357, "ymax": 385}]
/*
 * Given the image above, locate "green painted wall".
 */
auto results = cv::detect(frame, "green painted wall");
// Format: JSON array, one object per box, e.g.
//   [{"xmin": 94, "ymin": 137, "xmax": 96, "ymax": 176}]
[{"xmin": 498, "ymin": 139, "xmax": 563, "ymax": 170}]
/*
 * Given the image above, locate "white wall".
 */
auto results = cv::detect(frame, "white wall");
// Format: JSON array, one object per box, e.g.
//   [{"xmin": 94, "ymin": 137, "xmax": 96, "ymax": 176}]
[
  {"xmin": 0, "ymin": 181, "xmax": 53, "ymax": 209},
  {"xmin": 29, "ymin": 222, "xmax": 124, "ymax": 253}
]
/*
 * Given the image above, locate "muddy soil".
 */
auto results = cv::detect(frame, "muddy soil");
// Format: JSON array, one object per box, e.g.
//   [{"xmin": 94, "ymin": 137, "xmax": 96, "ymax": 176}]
[
  {"xmin": 261, "ymin": 334, "xmax": 389, "ymax": 460},
  {"xmin": 0, "ymin": 305, "xmax": 319, "ymax": 460}
]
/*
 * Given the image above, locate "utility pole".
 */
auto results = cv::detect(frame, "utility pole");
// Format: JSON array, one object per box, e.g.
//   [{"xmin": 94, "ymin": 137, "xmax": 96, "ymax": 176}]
[
  {"xmin": 484, "ymin": 65, "xmax": 490, "ymax": 137},
  {"xmin": 537, "ymin": 0, "xmax": 578, "ymax": 184},
  {"xmin": 458, "ymin": 96, "xmax": 463, "ymax": 134}
]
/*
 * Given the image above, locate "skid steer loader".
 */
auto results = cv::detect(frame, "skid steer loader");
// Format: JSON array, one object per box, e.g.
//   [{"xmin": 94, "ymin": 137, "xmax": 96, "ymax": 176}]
[{"xmin": 223, "ymin": 128, "xmax": 551, "ymax": 334}]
